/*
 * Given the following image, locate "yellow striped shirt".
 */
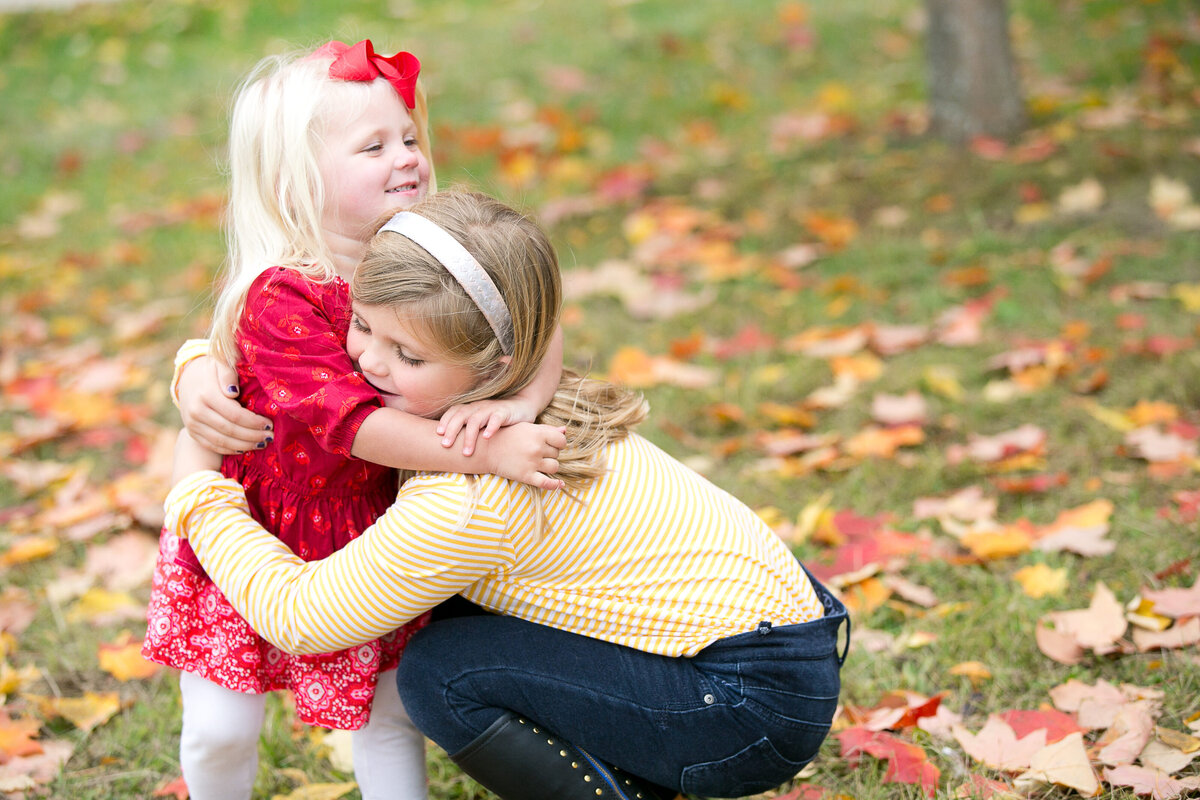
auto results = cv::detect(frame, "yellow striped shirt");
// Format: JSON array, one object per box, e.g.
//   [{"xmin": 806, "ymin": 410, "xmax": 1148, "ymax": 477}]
[{"xmin": 168, "ymin": 433, "xmax": 824, "ymax": 657}]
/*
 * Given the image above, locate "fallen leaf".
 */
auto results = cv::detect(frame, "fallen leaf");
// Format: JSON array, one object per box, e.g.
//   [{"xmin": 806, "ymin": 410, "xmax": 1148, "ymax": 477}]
[
  {"xmin": 23, "ymin": 692, "xmax": 121, "ymax": 733},
  {"xmin": 953, "ymin": 715, "xmax": 1047, "ymax": 771},
  {"xmin": 1058, "ymin": 177, "xmax": 1106, "ymax": 214},
  {"xmin": 1097, "ymin": 701, "xmax": 1158, "ymax": 766},
  {"xmin": 1139, "ymin": 738, "xmax": 1198, "ymax": 774},
  {"xmin": 998, "ymin": 709, "xmax": 1087, "ymax": 744},
  {"xmin": 1103, "ymin": 764, "xmax": 1200, "ymax": 799},
  {"xmin": 1013, "ymin": 564, "xmax": 1069, "ymax": 598},
  {"xmin": 0, "ymin": 710, "xmax": 43, "ymax": 761},
  {"xmin": 1141, "ymin": 577, "xmax": 1200, "ymax": 618},
  {"xmin": 152, "ymin": 774, "xmax": 189, "ymax": 799},
  {"xmin": 98, "ymin": 632, "xmax": 161, "ymax": 681},
  {"xmin": 0, "ymin": 739, "xmax": 71, "ymax": 791},
  {"xmin": 1037, "ymin": 582, "xmax": 1127, "ymax": 660},
  {"xmin": 948, "ymin": 661, "xmax": 992, "ymax": 686},
  {"xmin": 836, "ymin": 727, "xmax": 940, "ymax": 797},
  {"xmin": 1013, "ymin": 731, "xmax": 1100, "ymax": 796},
  {"xmin": 1132, "ymin": 617, "xmax": 1200, "ymax": 652}
]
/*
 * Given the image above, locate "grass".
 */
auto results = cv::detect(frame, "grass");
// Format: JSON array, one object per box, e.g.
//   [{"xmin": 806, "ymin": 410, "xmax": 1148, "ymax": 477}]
[{"xmin": 1, "ymin": 0, "xmax": 1198, "ymax": 798}]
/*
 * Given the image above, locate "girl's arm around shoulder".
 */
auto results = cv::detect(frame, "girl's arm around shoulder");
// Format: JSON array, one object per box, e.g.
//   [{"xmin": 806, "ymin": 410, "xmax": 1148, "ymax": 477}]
[
  {"xmin": 174, "ymin": 340, "xmax": 272, "ymax": 454},
  {"xmin": 351, "ymin": 409, "xmax": 566, "ymax": 490}
]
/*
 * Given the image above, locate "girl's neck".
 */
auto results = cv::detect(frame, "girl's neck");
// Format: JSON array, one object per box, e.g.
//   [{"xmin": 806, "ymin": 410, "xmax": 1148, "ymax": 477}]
[{"xmin": 324, "ymin": 227, "xmax": 366, "ymax": 281}]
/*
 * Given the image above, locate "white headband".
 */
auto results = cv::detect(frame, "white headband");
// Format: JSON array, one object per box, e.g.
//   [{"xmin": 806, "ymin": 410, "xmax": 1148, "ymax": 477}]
[{"xmin": 379, "ymin": 211, "xmax": 514, "ymax": 355}]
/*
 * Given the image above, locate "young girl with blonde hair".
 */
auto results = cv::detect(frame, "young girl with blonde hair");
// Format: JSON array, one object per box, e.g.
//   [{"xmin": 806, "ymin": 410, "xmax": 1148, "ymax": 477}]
[
  {"xmin": 168, "ymin": 191, "xmax": 849, "ymax": 800},
  {"xmin": 143, "ymin": 44, "xmax": 564, "ymax": 800}
]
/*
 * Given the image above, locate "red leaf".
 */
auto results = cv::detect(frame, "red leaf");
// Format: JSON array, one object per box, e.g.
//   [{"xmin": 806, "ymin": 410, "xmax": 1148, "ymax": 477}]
[
  {"xmin": 997, "ymin": 709, "xmax": 1086, "ymax": 743},
  {"xmin": 837, "ymin": 727, "xmax": 941, "ymax": 797}
]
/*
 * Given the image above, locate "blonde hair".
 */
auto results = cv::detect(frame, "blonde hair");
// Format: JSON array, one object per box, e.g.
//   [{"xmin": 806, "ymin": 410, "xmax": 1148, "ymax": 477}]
[
  {"xmin": 353, "ymin": 191, "xmax": 647, "ymax": 490},
  {"xmin": 209, "ymin": 46, "xmax": 436, "ymax": 363}
]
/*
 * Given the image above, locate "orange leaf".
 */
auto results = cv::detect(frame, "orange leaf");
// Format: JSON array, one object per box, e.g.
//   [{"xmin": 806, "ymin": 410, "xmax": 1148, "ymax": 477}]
[
  {"xmin": 98, "ymin": 632, "xmax": 162, "ymax": 682},
  {"xmin": 0, "ymin": 710, "xmax": 43, "ymax": 762},
  {"xmin": 153, "ymin": 775, "xmax": 190, "ymax": 800},
  {"xmin": 961, "ymin": 526, "xmax": 1033, "ymax": 561}
]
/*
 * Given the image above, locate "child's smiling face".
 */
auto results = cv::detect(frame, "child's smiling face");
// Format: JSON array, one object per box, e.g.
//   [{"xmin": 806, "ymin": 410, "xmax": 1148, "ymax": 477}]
[
  {"xmin": 317, "ymin": 79, "xmax": 431, "ymax": 242},
  {"xmin": 347, "ymin": 301, "xmax": 479, "ymax": 419}
]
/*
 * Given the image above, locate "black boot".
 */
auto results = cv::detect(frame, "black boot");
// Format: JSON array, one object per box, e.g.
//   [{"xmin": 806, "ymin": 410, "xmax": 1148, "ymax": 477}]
[{"xmin": 449, "ymin": 713, "xmax": 681, "ymax": 800}]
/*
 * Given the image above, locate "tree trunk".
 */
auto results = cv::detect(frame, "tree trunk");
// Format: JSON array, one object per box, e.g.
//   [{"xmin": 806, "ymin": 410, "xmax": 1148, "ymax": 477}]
[{"xmin": 925, "ymin": 0, "xmax": 1026, "ymax": 144}]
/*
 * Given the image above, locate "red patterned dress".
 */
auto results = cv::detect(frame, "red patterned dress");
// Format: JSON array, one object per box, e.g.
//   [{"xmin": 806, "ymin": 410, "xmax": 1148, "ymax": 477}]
[{"xmin": 143, "ymin": 267, "xmax": 426, "ymax": 730}]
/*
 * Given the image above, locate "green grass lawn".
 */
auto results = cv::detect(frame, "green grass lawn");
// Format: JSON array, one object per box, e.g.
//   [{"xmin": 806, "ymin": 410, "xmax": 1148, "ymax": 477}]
[{"xmin": 1, "ymin": 0, "xmax": 1198, "ymax": 798}]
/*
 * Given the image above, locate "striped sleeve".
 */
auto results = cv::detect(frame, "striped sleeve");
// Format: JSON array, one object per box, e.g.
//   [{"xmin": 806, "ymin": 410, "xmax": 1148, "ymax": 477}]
[
  {"xmin": 165, "ymin": 471, "xmax": 513, "ymax": 655},
  {"xmin": 170, "ymin": 339, "xmax": 212, "ymax": 407}
]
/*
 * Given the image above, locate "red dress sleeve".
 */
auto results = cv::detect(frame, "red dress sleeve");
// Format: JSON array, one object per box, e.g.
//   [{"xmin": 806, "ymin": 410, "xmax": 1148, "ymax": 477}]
[{"xmin": 237, "ymin": 268, "xmax": 380, "ymax": 457}]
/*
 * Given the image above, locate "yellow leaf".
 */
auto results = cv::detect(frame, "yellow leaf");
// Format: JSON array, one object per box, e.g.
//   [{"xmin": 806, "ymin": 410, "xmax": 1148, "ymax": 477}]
[
  {"xmin": 948, "ymin": 661, "xmax": 992, "ymax": 686},
  {"xmin": 1013, "ymin": 564, "xmax": 1068, "ymax": 598},
  {"xmin": 1015, "ymin": 203, "xmax": 1053, "ymax": 226},
  {"xmin": 0, "ymin": 660, "xmax": 42, "ymax": 699},
  {"xmin": 1052, "ymin": 499, "xmax": 1113, "ymax": 530},
  {"xmin": 1173, "ymin": 283, "xmax": 1200, "ymax": 312},
  {"xmin": 66, "ymin": 588, "xmax": 143, "ymax": 624},
  {"xmin": 923, "ymin": 365, "xmax": 964, "ymax": 401},
  {"xmin": 830, "ymin": 353, "xmax": 883, "ymax": 382},
  {"xmin": 793, "ymin": 491, "xmax": 834, "ymax": 544},
  {"xmin": 0, "ymin": 536, "xmax": 58, "ymax": 567},
  {"xmin": 1082, "ymin": 400, "xmax": 1135, "ymax": 432},
  {"xmin": 24, "ymin": 691, "xmax": 121, "ymax": 733},
  {"xmin": 816, "ymin": 82, "xmax": 853, "ymax": 112},
  {"xmin": 900, "ymin": 631, "xmax": 938, "ymax": 649},
  {"xmin": 962, "ymin": 526, "xmax": 1033, "ymax": 560},
  {"xmin": 98, "ymin": 632, "xmax": 161, "ymax": 682},
  {"xmin": 1156, "ymin": 726, "xmax": 1200, "ymax": 754},
  {"xmin": 1126, "ymin": 400, "xmax": 1179, "ymax": 427}
]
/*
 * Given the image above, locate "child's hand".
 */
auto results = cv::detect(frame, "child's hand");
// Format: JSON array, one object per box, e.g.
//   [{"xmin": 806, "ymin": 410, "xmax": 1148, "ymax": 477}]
[
  {"xmin": 172, "ymin": 429, "xmax": 223, "ymax": 484},
  {"xmin": 179, "ymin": 355, "xmax": 273, "ymax": 454},
  {"xmin": 486, "ymin": 422, "xmax": 566, "ymax": 491},
  {"xmin": 437, "ymin": 397, "xmax": 539, "ymax": 456}
]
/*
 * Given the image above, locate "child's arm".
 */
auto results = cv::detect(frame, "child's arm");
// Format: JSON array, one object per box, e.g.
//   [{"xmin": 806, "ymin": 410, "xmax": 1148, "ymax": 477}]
[
  {"xmin": 352, "ymin": 411, "xmax": 566, "ymax": 491},
  {"xmin": 174, "ymin": 343, "xmax": 273, "ymax": 454},
  {"xmin": 436, "ymin": 324, "xmax": 565, "ymax": 455}
]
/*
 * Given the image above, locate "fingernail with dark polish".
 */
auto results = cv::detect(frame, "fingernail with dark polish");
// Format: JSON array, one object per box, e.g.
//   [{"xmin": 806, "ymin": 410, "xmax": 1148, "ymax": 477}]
[
  {"xmin": 227, "ymin": 385, "xmax": 240, "ymax": 396},
  {"xmin": 256, "ymin": 441, "xmax": 266, "ymax": 449},
  {"xmin": 264, "ymin": 436, "xmax": 274, "ymax": 445},
  {"xmin": 264, "ymin": 422, "xmax": 273, "ymax": 431}
]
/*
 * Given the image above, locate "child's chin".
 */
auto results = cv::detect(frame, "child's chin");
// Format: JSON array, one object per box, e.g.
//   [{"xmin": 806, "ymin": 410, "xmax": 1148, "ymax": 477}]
[{"xmin": 380, "ymin": 394, "xmax": 406, "ymax": 412}]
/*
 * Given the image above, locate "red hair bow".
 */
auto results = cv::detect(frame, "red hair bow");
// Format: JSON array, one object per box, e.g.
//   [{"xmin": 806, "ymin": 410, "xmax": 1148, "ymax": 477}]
[{"xmin": 311, "ymin": 39, "xmax": 420, "ymax": 109}]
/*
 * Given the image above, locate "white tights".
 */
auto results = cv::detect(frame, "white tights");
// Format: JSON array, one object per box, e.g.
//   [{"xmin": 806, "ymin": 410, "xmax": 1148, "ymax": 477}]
[{"xmin": 178, "ymin": 670, "xmax": 426, "ymax": 799}]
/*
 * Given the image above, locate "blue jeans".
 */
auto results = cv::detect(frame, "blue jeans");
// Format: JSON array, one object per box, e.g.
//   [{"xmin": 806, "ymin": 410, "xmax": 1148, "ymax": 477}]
[{"xmin": 396, "ymin": 572, "xmax": 849, "ymax": 797}]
